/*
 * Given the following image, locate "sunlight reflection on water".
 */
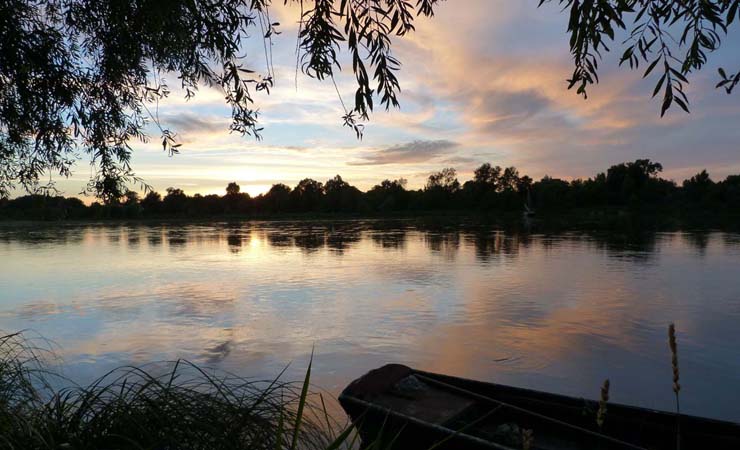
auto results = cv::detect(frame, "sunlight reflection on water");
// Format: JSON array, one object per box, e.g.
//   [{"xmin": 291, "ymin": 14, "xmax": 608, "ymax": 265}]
[{"xmin": 1, "ymin": 220, "xmax": 739, "ymax": 421}]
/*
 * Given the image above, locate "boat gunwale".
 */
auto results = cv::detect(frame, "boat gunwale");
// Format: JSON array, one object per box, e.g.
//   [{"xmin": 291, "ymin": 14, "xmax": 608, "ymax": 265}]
[
  {"xmin": 339, "ymin": 364, "xmax": 740, "ymax": 450},
  {"xmin": 338, "ymin": 392, "xmax": 515, "ymax": 450},
  {"xmin": 412, "ymin": 368, "xmax": 740, "ymax": 430}
]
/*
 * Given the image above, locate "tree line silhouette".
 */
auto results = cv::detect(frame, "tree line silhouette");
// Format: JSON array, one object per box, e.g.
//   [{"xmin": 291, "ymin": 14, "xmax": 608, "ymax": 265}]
[{"xmin": 2, "ymin": 160, "xmax": 739, "ymax": 220}]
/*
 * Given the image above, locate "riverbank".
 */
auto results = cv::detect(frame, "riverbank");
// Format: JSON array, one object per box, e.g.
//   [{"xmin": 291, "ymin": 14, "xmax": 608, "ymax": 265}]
[{"xmin": 2, "ymin": 207, "xmax": 739, "ymax": 232}]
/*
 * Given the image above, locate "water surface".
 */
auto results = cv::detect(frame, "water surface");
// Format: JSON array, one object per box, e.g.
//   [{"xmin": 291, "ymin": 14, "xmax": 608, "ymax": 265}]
[{"xmin": 1, "ymin": 220, "xmax": 739, "ymax": 421}]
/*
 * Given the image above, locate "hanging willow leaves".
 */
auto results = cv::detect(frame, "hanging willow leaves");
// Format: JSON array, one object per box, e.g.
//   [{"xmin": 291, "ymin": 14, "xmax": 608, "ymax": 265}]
[{"xmin": 540, "ymin": 0, "xmax": 740, "ymax": 117}]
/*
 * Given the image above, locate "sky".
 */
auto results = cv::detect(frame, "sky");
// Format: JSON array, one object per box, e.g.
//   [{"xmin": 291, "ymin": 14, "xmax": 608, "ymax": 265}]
[{"xmin": 45, "ymin": 0, "xmax": 740, "ymax": 198}]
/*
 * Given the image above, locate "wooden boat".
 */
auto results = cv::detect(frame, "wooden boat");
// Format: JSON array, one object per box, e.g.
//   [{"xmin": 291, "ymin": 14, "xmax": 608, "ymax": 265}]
[{"xmin": 338, "ymin": 364, "xmax": 740, "ymax": 450}]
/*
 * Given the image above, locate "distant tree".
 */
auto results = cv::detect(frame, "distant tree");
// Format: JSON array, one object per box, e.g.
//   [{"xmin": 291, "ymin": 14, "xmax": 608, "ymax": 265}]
[
  {"xmin": 473, "ymin": 163, "xmax": 502, "ymax": 188},
  {"xmin": 224, "ymin": 182, "xmax": 250, "ymax": 214},
  {"xmin": 426, "ymin": 168, "xmax": 460, "ymax": 193},
  {"xmin": 124, "ymin": 190, "xmax": 139, "ymax": 206},
  {"xmin": 532, "ymin": 176, "xmax": 572, "ymax": 210},
  {"xmin": 90, "ymin": 176, "xmax": 127, "ymax": 206},
  {"xmin": 367, "ymin": 178, "xmax": 408, "ymax": 211},
  {"xmin": 683, "ymin": 170, "xmax": 716, "ymax": 204},
  {"xmin": 140, "ymin": 191, "xmax": 162, "ymax": 215},
  {"xmin": 425, "ymin": 168, "xmax": 460, "ymax": 209},
  {"xmin": 262, "ymin": 183, "xmax": 292, "ymax": 213},
  {"xmin": 718, "ymin": 175, "xmax": 740, "ymax": 208},
  {"xmin": 324, "ymin": 175, "xmax": 350, "ymax": 193},
  {"xmin": 121, "ymin": 190, "xmax": 142, "ymax": 217},
  {"xmin": 499, "ymin": 167, "xmax": 521, "ymax": 192},
  {"xmin": 373, "ymin": 178, "xmax": 408, "ymax": 192},
  {"xmin": 291, "ymin": 179, "xmax": 324, "ymax": 212},
  {"xmin": 202, "ymin": 194, "xmax": 225, "ymax": 216},
  {"xmin": 465, "ymin": 163, "xmax": 526, "ymax": 210},
  {"xmin": 62, "ymin": 197, "xmax": 88, "ymax": 219},
  {"xmin": 517, "ymin": 175, "xmax": 533, "ymax": 194},
  {"xmin": 226, "ymin": 182, "xmax": 241, "ymax": 196},
  {"xmin": 162, "ymin": 188, "xmax": 188, "ymax": 215},
  {"xmin": 324, "ymin": 175, "xmax": 363, "ymax": 212},
  {"xmin": 605, "ymin": 159, "xmax": 665, "ymax": 204}
]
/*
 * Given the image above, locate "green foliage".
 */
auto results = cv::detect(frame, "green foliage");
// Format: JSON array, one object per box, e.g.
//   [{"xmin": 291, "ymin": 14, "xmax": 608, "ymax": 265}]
[{"xmin": 539, "ymin": 0, "xmax": 740, "ymax": 116}]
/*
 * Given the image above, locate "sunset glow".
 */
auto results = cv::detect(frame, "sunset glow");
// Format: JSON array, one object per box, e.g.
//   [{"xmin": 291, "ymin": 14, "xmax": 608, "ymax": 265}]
[{"xmin": 37, "ymin": 0, "xmax": 740, "ymax": 199}]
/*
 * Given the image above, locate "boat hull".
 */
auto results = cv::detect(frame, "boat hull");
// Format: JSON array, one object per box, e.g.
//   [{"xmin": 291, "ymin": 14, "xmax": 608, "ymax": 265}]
[{"xmin": 339, "ymin": 364, "xmax": 740, "ymax": 450}]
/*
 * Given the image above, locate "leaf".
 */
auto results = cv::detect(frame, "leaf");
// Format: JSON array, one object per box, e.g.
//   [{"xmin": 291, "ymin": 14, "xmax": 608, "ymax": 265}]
[
  {"xmin": 670, "ymin": 68, "xmax": 689, "ymax": 83},
  {"xmin": 729, "ymin": 2, "xmax": 738, "ymax": 24},
  {"xmin": 273, "ymin": 407, "xmax": 284, "ymax": 450},
  {"xmin": 289, "ymin": 347, "xmax": 313, "ymax": 450},
  {"xmin": 652, "ymin": 75, "xmax": 666, "ymax": 98},
  {"xmin": 660, "ymin": 90, "xmax": 673, "ymax": 117},
  {"xmin": 674, "ymin": 96, "xmax": 690, "ymax": 113},
  {"xmin": 323, "ymin": 425, "xmax": 356, "ymax": 450},
  {"xmin": 643, "ymin": 58, "xmax": 660, "ymax": 78}
]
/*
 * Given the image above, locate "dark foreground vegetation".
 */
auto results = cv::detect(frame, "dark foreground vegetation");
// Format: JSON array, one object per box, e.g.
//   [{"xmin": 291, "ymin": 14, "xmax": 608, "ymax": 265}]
[
  {"xmin": 2, "ymin": 160, "xmax": 739, "ymax": 221},
  {"xmin": 0, "ymin": 332, "xmax": 352, "ymax": 450}
]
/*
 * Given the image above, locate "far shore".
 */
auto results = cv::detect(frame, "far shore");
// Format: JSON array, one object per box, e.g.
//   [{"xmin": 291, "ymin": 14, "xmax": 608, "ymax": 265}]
[{"xmin": 2, "ymin": 208, "xmax": 739, "ymax": 232}]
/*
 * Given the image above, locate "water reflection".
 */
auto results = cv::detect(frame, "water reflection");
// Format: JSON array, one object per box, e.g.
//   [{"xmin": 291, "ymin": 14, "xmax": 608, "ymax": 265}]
[
  {"xmin": 371, "ymin": 230, "xmax": 406, "ymax": 250},
  {"xmin": 227, "ymin": 228, "xmax": 245, "ymax": 253},
  {"xmin": 424, "ymin": 232, "xmax": 460, "ymax": 260},
  {"xmin": 1, "ymin": 220, "xmax": 739, "ymax": 422},
  {"xmin": 325, "ymin": 224, "xmax": 362, "ymax": 254},
  {"xmin": 462, "ymin": 231, "xmax": 524, "ymax": 262},
  {"xmin": 682, "ymin": 231, "xmax": 711, "ymax": 255},
  {"xmin": 127, "ymin": 229, "xmax": 141, "ymax": 248},
  {"xmin": 167, "ymin": 229, "xmax": 187, "ymax": 249},
  {"xmin": 142, "ymin": 228, "xmax": 158, "ymax": 247}
]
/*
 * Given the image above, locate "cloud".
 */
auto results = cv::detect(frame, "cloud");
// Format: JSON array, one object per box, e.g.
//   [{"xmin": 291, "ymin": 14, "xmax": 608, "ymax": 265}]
[
  {"xmin": 441, "ymin": 156, "xmax": 480, "ymax": 167},
  {"xmin": 472, "ymin": 89, "xmax": 551, "ymax": 131},
  {"xmin": 160, "ymin": 113, "xmax": 230, "ymax": 143},
  {"xmin": 348, "ymin": 140, "xmax": 460, "ymax": 166}
]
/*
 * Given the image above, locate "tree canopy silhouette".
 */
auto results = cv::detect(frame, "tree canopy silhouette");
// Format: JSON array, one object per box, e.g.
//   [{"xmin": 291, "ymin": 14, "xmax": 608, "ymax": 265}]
[
  {"xmin": 4, "ymin": 159, "xmax": 740, "ymax": 221},
  {"xmin": 2, "ymin": 0, "xmax": 739, "ymax": 201}
]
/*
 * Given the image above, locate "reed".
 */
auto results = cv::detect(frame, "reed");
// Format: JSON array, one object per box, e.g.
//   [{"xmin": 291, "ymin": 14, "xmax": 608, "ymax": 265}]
[
  {"xmin": 0, "ymin": 332, "xmax": 348, "ymax": 450},
  {"xmin": 521, "ymin": 428, "xmax": 534, "ymax": 450},
  {"xmin": 668, "ymin": 322, "xmax": 681, "ymax": 450},
  {"xmin": 596, "ymin": 378, "xmax": 610, "ymax": 429}
]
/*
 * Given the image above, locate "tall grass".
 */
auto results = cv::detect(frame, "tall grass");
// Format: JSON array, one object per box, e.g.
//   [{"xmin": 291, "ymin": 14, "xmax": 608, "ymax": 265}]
[
  {"xmin": 0, "ymin": 332, "xmax": 349, "ymax": 450},
  {"xmin": 668, "ymin": 323, "xmax": 681, "ymax": 450}
]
